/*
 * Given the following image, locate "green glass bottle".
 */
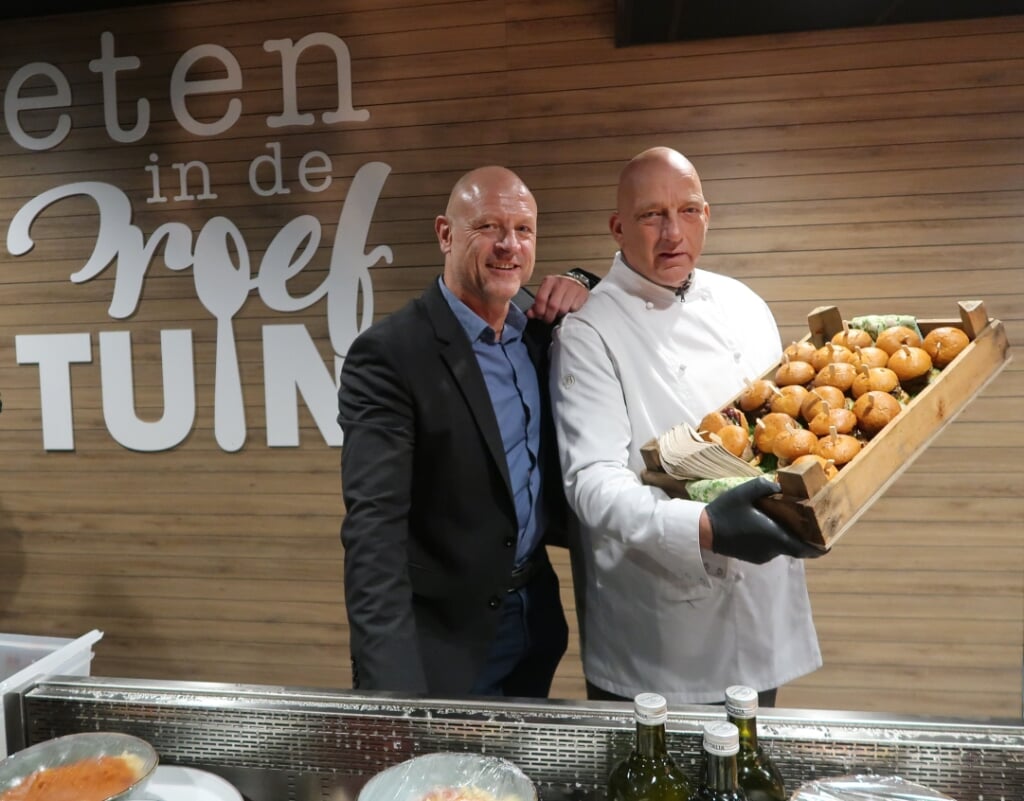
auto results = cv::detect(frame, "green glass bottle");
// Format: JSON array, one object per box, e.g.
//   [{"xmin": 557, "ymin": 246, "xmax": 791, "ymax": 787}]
[
  {"xmin": 692, "ymin": 721, "xmax": 747, "ymax": 801},
  {"xmin": 607, "ymin": 693, "xmax": 693, "ymax": 801},
  {"xmin": 724, "ymin": 686, "xmax": 786, "ymax": 801}
]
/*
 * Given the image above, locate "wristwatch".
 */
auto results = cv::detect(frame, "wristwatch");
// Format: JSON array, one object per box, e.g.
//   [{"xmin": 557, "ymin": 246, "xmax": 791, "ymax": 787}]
[{"xmin": 564, "ymin": 267, "xmax": 600, "ymax": 290}]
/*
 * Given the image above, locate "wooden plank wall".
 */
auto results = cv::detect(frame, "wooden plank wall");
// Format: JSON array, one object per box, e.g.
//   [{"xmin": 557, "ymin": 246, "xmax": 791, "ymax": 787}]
[{"xmin": 0, "ymin": 0, "xmax": 1021, "ymax": 720}]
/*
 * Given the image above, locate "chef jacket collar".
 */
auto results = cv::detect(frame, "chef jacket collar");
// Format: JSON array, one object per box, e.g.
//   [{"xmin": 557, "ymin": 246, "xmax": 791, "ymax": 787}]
[{"xmin": 611, "ymin": 251, "xmax": 701, "ymax": 309}]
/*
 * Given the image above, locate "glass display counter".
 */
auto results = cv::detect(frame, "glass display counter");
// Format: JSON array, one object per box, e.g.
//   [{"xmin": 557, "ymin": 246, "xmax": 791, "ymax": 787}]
[{"xmin": 6, "ymin": 676, "xmax": 1023, "ymax": 800}]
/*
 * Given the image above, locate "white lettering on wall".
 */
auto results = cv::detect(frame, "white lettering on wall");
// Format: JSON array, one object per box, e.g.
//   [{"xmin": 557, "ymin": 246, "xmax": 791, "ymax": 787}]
[
  {"xmin": 170, "ymin": 43, "xmax": 243, "ymax": 137},
  {"xmin": 145, "ymin": 153, "xmax": 168, "ymax": 204},
  {"xmin": 194, "ymin": 216, "xmax": 252, "ymax": 452},
  {"xmin": 263, "ymin": 325, "xmax": 344, "ymax": 447},
  {"xmin": 89, "ymin": 31, "xmax": 149, "ymax": 143},
  {"xmin": 100, "ymin": 330, "xmax": 196, "ymax": 452},
  {"xmin": 4, "ymin": 30, "xmax": 388, "ymax": 452},
  {"xmin": 249, "ymin": 142, "xmax": 292, "ymax": 197},
  {"xmin": 3, "ymin": 29, "xmax": 370, "ymax": 148},
  {"xmin": 172, "ymin": 160, "xmax": 218, "ymax": 201},
  {"xmin": 298, "ymin": 151, "xmax": 333, "ymax": 193},
  {"xmin": 15, "ymin": 333, "xmax": 93, "ymax": 451},
  {"xmin": 3, "ymin": 62, "xmax": 73, "ymax": 151},
  {"xmin": 6, "ymin": 162, "xmax": 392, "ymax": 451},
  {"xmin": 253, "ymin": 160, "xmax": 392, "ymax": 358},
  {"xmin": 8, "ymin": 181, "xmax": 191, "ymax": 318},
  {"xmin": 264, "ymin": 32, "xmax": 369, "ymax": 127}
]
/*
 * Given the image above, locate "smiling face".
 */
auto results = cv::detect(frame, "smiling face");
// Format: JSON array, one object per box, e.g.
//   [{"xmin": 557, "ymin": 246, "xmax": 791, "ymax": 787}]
[
  {"xmin": 436, "ymin": 166, "xmax": 537, "ymax": 331},
  {"xmin": 610, "ymin": 148, "xmax": 710, "ymax": 290}
]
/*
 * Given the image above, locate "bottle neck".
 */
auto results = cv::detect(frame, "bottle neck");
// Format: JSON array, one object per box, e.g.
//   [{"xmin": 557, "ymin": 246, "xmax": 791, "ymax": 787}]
[
  {"xmin": 728, "ymin": 713, "xmax": 759, "ymax": 751},
  {"xmin": 703, "ymin": 750, "xmax": 740, "ymax": 791},
  {"xmin": 636, "ymin": 721, "xmax": 670, "ymax": 758}
]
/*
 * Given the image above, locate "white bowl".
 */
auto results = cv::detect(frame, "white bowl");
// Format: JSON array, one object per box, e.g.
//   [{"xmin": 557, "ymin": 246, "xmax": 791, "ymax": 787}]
[
  {"xmin": 127, "ymin": 765, "xmax": 242, "ymax": 801},
  {"xmin": 0, "ymin": 731, "xmax": 159, "ymax": 801},
  {"xmin": 359, "ymin": 752, "xmax": 537, "ymax": 801},
  {"xmin": 792, "ymin": 774, "xmax": 955, "ymax": 801}
]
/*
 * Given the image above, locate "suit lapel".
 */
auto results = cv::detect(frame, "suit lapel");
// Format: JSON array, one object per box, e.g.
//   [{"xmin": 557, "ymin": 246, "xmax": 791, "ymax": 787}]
[{"xmin": 421, "ymin": 282, "xmax": 514, "ymax": 501}]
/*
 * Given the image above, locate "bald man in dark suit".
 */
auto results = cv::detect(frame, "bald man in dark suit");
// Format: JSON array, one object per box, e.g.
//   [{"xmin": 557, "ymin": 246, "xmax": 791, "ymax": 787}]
[{"xmin": 338, "ymin": 166, "xmax": 595, "ymax": 696}]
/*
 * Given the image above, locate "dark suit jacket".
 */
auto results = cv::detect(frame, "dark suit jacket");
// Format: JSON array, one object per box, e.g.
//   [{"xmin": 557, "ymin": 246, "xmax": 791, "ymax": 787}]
[{"xmin": 337, "ymin": 280, "xmax": 568, "ymax": 695}]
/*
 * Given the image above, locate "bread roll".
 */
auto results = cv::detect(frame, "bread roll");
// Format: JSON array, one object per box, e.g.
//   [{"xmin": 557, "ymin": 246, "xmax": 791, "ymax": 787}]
[{"xmin": 923, "ymin": 326, "xmax": 969, "ymax": 368}]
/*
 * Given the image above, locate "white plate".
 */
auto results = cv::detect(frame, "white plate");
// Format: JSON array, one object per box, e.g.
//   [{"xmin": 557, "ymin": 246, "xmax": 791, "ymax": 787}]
[
  {"xmin": 359, "ymin": 752, "xmax": 537, "ymax": 801},
  {"xmin": 132, "ymin": 765, "xmax": 243, "ymax": 801}
]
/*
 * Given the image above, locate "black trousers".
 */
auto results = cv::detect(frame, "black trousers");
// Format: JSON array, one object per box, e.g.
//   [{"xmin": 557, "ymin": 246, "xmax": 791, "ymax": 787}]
[{"xmin": 470, "ymin": 564, "xmax": 568, "ymax": 698}]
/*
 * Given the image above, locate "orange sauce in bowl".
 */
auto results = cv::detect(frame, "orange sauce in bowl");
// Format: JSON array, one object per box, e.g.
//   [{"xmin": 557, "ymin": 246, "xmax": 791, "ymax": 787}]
[
  {"xmin": 419, "ymin": 789, "xmax": 522, "ymax": 801},
  {"xmin": 0, "ymin": 754, "xmax": 141, "ymax": 801}
]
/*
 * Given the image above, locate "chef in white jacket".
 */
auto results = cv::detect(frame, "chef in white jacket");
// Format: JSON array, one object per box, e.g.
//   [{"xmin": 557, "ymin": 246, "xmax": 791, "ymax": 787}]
[{"xmin": 550, "ymin": 147, "xmax": 823, "ymax": 705}]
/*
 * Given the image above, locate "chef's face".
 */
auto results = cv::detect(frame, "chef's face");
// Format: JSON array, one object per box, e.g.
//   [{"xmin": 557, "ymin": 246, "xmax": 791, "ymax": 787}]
[
  {"xmin": 437, "ymin": 168, "xmax": 537, "ymax": 319},
  {"xmin": 610, "ymin": 157, "xmax": 709, "ymax": 290}
]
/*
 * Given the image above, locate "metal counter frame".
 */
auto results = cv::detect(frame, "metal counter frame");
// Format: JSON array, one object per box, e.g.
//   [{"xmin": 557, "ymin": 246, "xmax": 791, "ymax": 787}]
[{"xmin": 7, "ymin": 676, "xmax": 1024, "ymax": 800}]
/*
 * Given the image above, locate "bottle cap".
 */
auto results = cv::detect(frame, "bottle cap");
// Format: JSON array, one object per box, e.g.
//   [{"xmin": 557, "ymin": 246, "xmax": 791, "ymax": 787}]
[
  {"xmin": 633, "ymin": 693, "xmax": 668, "ymax": 725},
  {"xmin": 703, "ymin": 721, "xmax": 740, "ymax": 756},
  {"xmin": 725, "ymin": 685, "xmax": 758, "ymax": 719}
]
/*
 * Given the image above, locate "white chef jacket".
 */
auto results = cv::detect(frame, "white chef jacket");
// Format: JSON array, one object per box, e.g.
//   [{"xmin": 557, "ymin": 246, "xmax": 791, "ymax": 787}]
[{"xmin": 550, "ymin": 253, "xmax": 821, "ymax": 703}]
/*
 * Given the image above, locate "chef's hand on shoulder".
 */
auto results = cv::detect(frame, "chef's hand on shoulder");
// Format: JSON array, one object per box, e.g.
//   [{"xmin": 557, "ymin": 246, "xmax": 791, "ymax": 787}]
[
  {"xmin": 701, "ymin": 477, "xmax": 824, "ymax": 564},
  {"xmin": 525, "ymin": 274, "xmax": 589, "ymax": 323}
]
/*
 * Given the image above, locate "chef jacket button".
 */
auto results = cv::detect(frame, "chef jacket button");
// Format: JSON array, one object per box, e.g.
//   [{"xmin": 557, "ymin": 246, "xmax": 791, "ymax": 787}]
[
  {"xmin": 733, "ymin": 351, "xmax": 742, "ymax": 361},
  {"xmin": 488, "ymin": 596, "xmax": 501, "ymax": 610},
  {"xmin": 504, "ymin": 537, "xmax": 515, "ymax": 548},
  {"xmin": 678, "ymin": 364, "xmax": 686, "ymax": 373},
  {"xmin": 645, "ymin": 301, "xmax": 654, "ymax": 310}
]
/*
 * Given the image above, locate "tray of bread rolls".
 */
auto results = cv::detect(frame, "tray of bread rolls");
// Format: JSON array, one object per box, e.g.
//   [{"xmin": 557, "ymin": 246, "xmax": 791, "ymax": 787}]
[{"xmin": 641, "ymin": 300, "xmax": 1012, "ymax": 550}]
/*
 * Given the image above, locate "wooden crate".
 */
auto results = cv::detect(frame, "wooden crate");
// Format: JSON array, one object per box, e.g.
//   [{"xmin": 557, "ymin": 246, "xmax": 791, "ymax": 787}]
[{"xmin": 643, "ymin": 300, "xmax": 1013, "ymax": 550}]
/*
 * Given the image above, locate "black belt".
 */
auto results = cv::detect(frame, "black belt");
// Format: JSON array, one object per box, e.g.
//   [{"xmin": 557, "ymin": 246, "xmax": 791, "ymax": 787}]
[{"xmin": 507, "ymin": 554, "xmax": 544, "ymax": 592}]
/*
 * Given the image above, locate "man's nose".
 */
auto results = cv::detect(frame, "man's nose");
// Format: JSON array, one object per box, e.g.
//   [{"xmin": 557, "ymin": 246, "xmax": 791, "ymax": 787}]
[
  {"xmin": 495, "ymin": 227, "xmax": 520, "ymax": 252},
  {"xmin": 661, "ymin": 212, "xmax": 683, "ymax": 240}
]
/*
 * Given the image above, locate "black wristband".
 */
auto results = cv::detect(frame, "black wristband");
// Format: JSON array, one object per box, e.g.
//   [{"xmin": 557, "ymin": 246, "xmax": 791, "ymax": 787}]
[{"xmin": 565, "ymin": 267, "xmax": 600, "ymax": 290}]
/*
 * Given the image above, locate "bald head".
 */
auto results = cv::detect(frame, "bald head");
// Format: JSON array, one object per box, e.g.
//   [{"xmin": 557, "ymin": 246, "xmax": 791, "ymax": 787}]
[
  {"xmin": 616, "ymin": 147, "xmax": 703, "ymax": 212},
  {"xmin": 610, "ymin": 147, "xmax": 710, "ymax": 290},
  {"xmin": 446, "ymin": 166, "xmax": 535, "ymax": 221},
  {"xmin": 435, "ymin": 166, "xmax": 538, "ymax": 331}
]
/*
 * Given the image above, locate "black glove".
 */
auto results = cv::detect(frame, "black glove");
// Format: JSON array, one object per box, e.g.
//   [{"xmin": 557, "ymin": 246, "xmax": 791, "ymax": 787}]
[{"xmin": 707, "ymin": 477, "xmax": 823, "ymax": 564}]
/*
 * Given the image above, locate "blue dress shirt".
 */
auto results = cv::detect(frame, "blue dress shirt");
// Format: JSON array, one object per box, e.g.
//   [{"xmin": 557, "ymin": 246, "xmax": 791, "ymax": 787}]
[{"xmin": 438, "ymin": 278, "xmax": 545, "ymax": 565}]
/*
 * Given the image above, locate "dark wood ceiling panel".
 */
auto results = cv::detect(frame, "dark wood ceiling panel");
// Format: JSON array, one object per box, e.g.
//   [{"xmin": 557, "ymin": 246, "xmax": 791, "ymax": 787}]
[{"xmin": 616, "ymin": 0, "xmax": 1024, "ymax": 45}]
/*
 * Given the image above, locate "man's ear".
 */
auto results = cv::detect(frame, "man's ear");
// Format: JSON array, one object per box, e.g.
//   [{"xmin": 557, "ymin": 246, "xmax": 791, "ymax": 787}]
[
  {"xmin": 435, "ymin": 215, "xmax": 452, "ymax": 255},
  {"xmin": 609, "ymin": 212, "xmax": 624, "ymax": 246}
]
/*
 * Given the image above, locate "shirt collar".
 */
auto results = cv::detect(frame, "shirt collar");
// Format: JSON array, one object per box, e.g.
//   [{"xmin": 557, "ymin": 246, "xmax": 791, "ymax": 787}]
[{"xmin": 438, "ymin": 276, "xmax": 526, "ymax": 344}]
